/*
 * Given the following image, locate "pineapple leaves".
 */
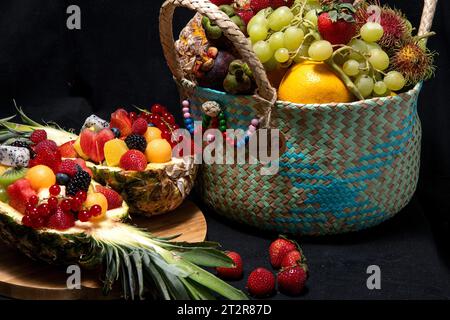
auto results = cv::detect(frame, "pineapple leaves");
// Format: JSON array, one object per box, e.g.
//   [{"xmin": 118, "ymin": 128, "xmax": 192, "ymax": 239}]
[{"xmin": 179, "ymin": 249, "xmax": 235, "ymax": 268}]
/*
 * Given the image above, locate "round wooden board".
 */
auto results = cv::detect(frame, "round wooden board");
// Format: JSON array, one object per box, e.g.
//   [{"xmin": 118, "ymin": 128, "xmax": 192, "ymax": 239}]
[{"xmin": 0, "ymin": 200, "xmax": 206, "ymax": 300}]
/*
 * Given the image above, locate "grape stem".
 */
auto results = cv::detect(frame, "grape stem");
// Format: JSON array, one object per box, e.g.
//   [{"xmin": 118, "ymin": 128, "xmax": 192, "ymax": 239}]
[{"xmin": 326, "ymin": 59, "xmax": 364, "ymax": 101}]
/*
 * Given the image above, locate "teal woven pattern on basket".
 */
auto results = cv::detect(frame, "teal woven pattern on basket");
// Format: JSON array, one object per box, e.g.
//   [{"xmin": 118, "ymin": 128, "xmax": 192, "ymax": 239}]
[{"xmin": 187, "ymin": 84, "xmax": 422, "ymax": 235}]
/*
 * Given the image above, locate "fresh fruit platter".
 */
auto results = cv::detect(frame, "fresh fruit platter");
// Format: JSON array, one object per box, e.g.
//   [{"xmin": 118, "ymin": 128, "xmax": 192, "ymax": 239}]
[
  {"xmin": 175, "ymin": 0, "xmax": 435, "ymax": 102},
  {"xmin": 0, "ymin": 106, "xmax": 247, "ymax": 300}
]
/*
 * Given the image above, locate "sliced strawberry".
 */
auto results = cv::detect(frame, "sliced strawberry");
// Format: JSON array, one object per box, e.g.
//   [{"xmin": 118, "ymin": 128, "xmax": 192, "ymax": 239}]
[
  {"xmin": 95, "ymin": 185, "xmax": 123, "ymax": 210},
  {"xmin": 58, "ymin": 141, "xmax": 77, "ymax": 158}
]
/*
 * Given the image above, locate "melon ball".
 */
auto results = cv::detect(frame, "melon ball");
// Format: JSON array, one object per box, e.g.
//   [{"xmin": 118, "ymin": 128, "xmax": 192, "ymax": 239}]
[{"xmin": 146, "ymin": 139, "xmax": 172, "ymax": 163}]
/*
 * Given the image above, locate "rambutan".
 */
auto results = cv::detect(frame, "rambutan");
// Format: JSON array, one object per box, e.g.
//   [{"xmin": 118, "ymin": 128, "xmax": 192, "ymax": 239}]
[
  {"xmin": 391, "ymin": 40, "xmax": 435, "ymax": 85},
  {"xmin": 356, "ymin": 3, "xmax": 411, "ymax": 48}
]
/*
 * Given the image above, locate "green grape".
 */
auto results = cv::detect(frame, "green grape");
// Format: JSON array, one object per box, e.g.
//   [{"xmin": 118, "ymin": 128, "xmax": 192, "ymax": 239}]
[
  {"xmin": 308, "ymin": 40, "xmax": 333, "ymax": 61},
  {"xmin": 348, "ymin": 39, "xmax": 368, "ymax": 62},
  {"xmin": 283, "ymin": 26, "xmax": 304, "ymax": 51},
  {"xmin": 368, "ymin": 49, "xmax": 389, "ymax": 71},
  {"xmin": 343, "ymin": 59, "xmax": 360, "ymax": 76},
  {"xmin": 247, "ymin": 15, "xmax": 268, "ymax": 31},
  {"xmin": 366, "ymin": 42, "xmax": 382, "ymax": 51},
  {"xmin": 268, "ymin": 32, "xmax": 285, "ymax": 51},
  {"xmin": 360, "ymin": 22, "xmax": 384, "ymax": 43},
  {"xmin": 274, "ymin": 48, "xmax": 290, "ymax": 63},
  {"xmin": 253, "ymin": 40, "xmax": 273, "ymax": 63},
  {"xmin": 0, "ymin": 188, "xmax": 8, "ymax": 203},
  {"xmin": 268, "ymin": 6, "xmax": 294, "ymax": 31},
  {"xmin": 248, "ymin": 24, "xmax": 268, "ymax": 43},
  {"xmin": 294, "ymin": 45, "xmax": 309, "ymax": 62},
  {"xmin": 384, "ymin": 71, "xmax": 405, "ymax": 91},
  {"xmin": 304, "ymin": 9, "xmax": 318, "ymax": 27},
  {"xmin": 355, "ymin": 75, "xmax": 375, "ymax": 98},
  {"xmin": 373, "ymin": 81, "xmax": 388, "ymax": 95}
]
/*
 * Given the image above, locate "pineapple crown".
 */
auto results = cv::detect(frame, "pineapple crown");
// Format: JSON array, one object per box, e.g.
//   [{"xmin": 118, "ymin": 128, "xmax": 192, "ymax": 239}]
[{"xmin": 320, "ymin": 1, "xmax": 356, "ymax": 22}]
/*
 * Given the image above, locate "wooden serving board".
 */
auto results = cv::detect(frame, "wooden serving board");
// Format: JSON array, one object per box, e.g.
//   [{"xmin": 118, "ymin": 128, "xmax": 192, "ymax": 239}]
[{"xmin": 0, "ymin": 200, "xmax": 206, "ymax": 300}]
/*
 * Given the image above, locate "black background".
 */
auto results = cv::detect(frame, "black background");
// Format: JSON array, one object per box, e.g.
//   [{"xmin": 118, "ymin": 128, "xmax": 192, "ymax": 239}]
[{"xmin": 0, "ymin": 0, "xmax": 449, "ymax": 300}]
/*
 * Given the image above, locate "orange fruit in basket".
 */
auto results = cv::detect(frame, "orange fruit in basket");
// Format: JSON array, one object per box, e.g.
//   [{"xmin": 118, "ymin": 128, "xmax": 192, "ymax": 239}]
[{"xmin": 278, "ymin": 61, "xmax": 353, "ymax": 104}]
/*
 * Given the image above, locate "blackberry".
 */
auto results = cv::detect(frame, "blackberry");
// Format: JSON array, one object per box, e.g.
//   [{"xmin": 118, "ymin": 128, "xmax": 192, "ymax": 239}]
[
  {"xmin": 10, "ymin": 140, "xmax": 36, "ymax": 158},
  {"xmin": 66, "ymin": 170, "xmax": 91, "ymax": 196},
  {"xmin": 125, "ymin": 134, "xmax": 147, "ymax": 152}
]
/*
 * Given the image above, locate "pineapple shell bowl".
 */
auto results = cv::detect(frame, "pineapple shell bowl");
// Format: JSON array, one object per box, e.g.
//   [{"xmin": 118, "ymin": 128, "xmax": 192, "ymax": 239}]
[{"xmin": 89, "ymin": 157, "xmax": 198, "ymax": 217}]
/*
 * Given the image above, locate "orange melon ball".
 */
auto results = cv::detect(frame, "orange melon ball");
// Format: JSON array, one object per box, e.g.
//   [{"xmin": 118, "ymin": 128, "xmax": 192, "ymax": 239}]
[
  {"xmin": 146, "ymin": 139, "xmax": 172, "ymax": 163},
  {"xmin": 85, "ymin": 192, "xmax": 108, "ymax": 221},
  {"xmin": 144, "ymin": 127, "xmax": 162, "ymax": 143},
  {"xmin": 25, "ymin": 165, "xmax": 56, "ymax": 191}
]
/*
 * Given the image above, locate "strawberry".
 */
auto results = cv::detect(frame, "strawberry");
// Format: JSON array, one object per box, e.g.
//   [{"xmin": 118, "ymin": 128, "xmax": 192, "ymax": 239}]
[
  {"xmin": 7, "ymin": 179, "xmax": 37, "ymax": 213},
  {"xmin": 110, "ymin": 109, "xmax": 132, "ymax": 138},
  {"xmin": 132, "ymin": 118, "xmax": 148, "ymax": 135},
  {"xmin": 58, "ymin": 141, "xmax": 77, "ymax": 158},
  {"xmin": 277, "ymin": 265, "xmax": 308, "ymax": 296},
  {"xmin": 250, "ymin": 0, "xmax": 271, "ymax": 13},
  {"xmin": 269, "ymin": 237, "xmax": 298, "ymax": 269},
  {"xmin": 270, "ymin": 0, "xmax": 294, "ymax": 9},
  {"xmin": 210, "ymin": 0, "xmax": 234, "ymax": 5},
  {"xmin": 236, "ymin": 8, "xmax": 255, "ymax": 25},
  {"xmin": 57, "ymin": 159, "xmax": 79, "ymax": 177},
  {"xmin": 216, "ymin": 251, "xmax": 243, "ymax": 280},
  {"xmin": 30, "ymin": 129, "xmax": 47, "ymax": 144},
  {"xmin": 119, "ymin": 150, "xmax": 147, "ymax": 171},
  {"xmin": 246, "ymin": 267, "xmax": 275, "ymax": 298},
  {"xmin": 95, "ymin": 185, "xmax": 123, "ymax": 210},
  {"xmin": 47, "ymin": 207, "xmax": 75, "ymax": 230},
  {"xmin": 317, "ymin": 2, "xmax": 356, "ymax": 45},
  {"xmin": 280, "ymin": 250, "xmax": 303, "ymax": 268}
]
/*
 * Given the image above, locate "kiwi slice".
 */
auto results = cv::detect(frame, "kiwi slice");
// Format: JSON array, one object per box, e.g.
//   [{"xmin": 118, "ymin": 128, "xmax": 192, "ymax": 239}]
[{"xmin": 0, "ymin": 167, "xmax": 27, "ymax": 188}]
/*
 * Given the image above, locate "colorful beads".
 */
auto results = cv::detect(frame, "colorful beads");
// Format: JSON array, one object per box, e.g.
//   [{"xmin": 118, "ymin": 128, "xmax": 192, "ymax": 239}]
[{"xmin": 182, "ymin": 100, "xmax": 194, "ymax": 135}]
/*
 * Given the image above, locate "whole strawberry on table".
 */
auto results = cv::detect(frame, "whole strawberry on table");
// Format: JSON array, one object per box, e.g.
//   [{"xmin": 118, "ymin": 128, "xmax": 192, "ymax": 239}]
[{"xmin": 0, "ymin": 105, "xmax": 247, "ymax": 300}]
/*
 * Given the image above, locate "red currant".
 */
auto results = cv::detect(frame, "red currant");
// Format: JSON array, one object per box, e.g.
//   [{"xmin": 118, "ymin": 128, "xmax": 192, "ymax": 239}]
[
  {"xmin": 48, "ymin": 196, "xmax": 58, "ymax": 209},
  {"xmin": 60, "ymin": 199, "xmax": 72, "ymax": 212},
  {"xmin": 71, "ymin": 197, "xmax": 83, "ymax": 211},
  {"xmin": 49, "ymin": 185, "xmax": 61, "ymax": 196},
  {"xmin": 22, "ymin": 215, "xmax": 33, "ymax": 227},
  {"xmin": 130, "ymin": 111, "xmax": 137, "ymax": 122},
  {"xmin": 89, "ymin": 205, "xmax": 102, "ymax": 217},
  {"xmin": 29, "ymin": 207, "xmax": 39, "ymax": 217},
  {"xmin": 76, "ymin": 190, "xmax": 87, "ymax": 201},
  {"xmin": 78, "ymin": 210, "xmax": 92, "ymax": 222},
  {"xmin": 25, "ymin": 203, "xmax": 34, "ymax": 213},
  {"xmin": 151, "ymin": 104, "xmax": 165, "ymax": 115},
  {"xmin": 37, "ymin": 204, "xmax": 51, "ymax": 217},
  {"xmin": 33, "ymin": 216, "xmax": 46, "ymax": 228},
  {"xmin": 28, "ymin": 195, "xmax": 39, "ymax": 206}
]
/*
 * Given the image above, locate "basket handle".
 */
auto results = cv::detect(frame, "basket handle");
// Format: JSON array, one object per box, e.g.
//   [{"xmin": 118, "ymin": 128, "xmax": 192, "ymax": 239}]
[{"xmin": 159, "ymin": 0, "xmax": 277, "ymax": 126}]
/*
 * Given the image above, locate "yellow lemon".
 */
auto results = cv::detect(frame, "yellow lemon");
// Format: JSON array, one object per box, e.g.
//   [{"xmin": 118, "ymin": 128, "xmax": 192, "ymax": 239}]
[{"xmin": 278, "ymin": 61, "xmax": 353, "ymax": 104}]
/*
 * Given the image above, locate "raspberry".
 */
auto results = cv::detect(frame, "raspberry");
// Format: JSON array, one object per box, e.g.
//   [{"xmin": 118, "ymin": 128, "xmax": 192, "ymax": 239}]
[
  {"xmin": 125, "ymin": 134, "xmax": 147, "ymax": 152},
  {"xmin": 57, "ymin": 159, "xmax": 79, "ymax": 177},
  {"xmin": 30, "ymin": 129, "xmax": 47, "ymax": 144},
  {"xmin": 132, "ymin": 118, "xmax": 148, "ymax": 135},
  {"xmin": 95, "ymin": 185, "xmax": 123, "ymax": 210},
  {"xmin": 47, "ymin": 207, "xmax": 75, "ymax": 230},
  {"xmin": 34, "ymin": 140, "xmax": 58, "ymax": 154},
  {"xmin": 31, "ymin": 147, "xmax": 62, "ymax": 172},
  {"xmin": 119, "ymin": 150, "xmax": 147, "ymax": 171}
]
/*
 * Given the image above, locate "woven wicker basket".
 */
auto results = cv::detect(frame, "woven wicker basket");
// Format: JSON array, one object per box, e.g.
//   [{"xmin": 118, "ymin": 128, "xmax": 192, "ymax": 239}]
[{"xmin": 160, "ymin": 0, "xmax": 438, "ymax": 235}]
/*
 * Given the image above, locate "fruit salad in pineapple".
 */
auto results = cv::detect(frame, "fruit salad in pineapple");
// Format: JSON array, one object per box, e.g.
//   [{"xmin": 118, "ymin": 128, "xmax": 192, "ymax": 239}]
[{"xmin": 0, "ymin": 106, "xmax": 245, "ymax": 300}]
